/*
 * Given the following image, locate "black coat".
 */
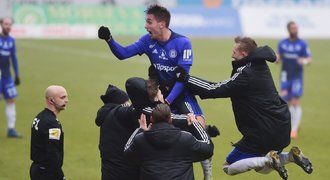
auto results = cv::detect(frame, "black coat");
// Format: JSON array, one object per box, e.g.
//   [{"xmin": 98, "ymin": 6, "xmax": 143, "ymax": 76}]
[
  {"xmin": 124, "ymin": 122, "xmax": 213, "ymax": 180},
  {"xmin": 186, "ymin": 46, "xmax": 291, "ymax": 154},
  {"xmin": 95, "ymin": 103, "xmax": 139, "ymax": 180}
]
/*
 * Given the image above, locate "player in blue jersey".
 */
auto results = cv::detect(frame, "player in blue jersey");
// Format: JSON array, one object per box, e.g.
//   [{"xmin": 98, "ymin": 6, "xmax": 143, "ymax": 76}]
[
  {"xmin": 277, "ymin": 21, "xmax": 312, "ymax": 139},
  {"xmin": 98, "ymin": 4, "xmax": 213, "ymax": 179},
  {"xmin": 0, "ymin": 18, "xmax": 21, "ymax": 138}
]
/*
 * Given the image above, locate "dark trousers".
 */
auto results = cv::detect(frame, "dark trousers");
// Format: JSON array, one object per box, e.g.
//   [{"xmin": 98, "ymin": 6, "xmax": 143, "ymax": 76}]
[{"xmin": 30, "ymin": 162, "xmax": 63, "ymax": 180}]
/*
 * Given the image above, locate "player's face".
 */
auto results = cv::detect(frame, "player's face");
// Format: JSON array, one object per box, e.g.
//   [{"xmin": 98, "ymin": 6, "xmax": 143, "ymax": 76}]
[
  {"xmin": 145, "ymin": 14, "xmax": 162, "ymax": 40},
  {"xmin": 232, "ymin": 43, "xmax": 246, "ymax": 60},
  {"xmin": 1, "ymin": 18, "xmax": 12, "ymax": 36},
  {"xmin": 288, "ymin": 23, "xmax": 298, "ymax": 38}
]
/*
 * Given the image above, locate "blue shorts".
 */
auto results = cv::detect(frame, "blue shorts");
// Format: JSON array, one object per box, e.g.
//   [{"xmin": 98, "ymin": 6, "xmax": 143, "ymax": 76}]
[
  {"xmin": 281, "ymin": 78, "xmax": 303, "ymax": 101},
  {"xmin": 226, "ymin": 147, "xmax": 263, "ymax": 165},
  {"xmin": 171, "ymin": 91, "xmax": 204, "ymax": 116},
  {"xmin": 0, "ymin": 77, "xmax": 18, "ymax": 99}
]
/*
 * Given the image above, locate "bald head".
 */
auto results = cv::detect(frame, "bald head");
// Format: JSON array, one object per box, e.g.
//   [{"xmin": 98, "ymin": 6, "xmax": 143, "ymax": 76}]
[
  {"xmin": 45, "ymin": 85, "xmax": 66, "ymax": 98},
  {"xmin": 1, "ymin": 17, "xmax": 13, "ymax": 36},
  {"xmin": 45, "ymin": 85, "xmax": 68, "ymax": 114}
]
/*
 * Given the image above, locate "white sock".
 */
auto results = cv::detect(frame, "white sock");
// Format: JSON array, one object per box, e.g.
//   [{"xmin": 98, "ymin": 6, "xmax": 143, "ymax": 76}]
[
  {"xmin": 279, "ymin": 152, "xmax": 294, "ymax": 166},
  {"xmin": 292, "ymin": 106, "xmax": 302, "ymax": 132},
  {"xmin": 289, "ymin": 105, "xmax": 296, "ymax": 131},
  {"xmin": 201, "ymin": 158, "xmax": 212, "ymax": 180},
  {"xmin": 225, "ymin": 157, "xmax": 270, "ymax": 175},
  {"xmin": 6, "ymin": 103, "xmax": 16, "ymax": 129}
]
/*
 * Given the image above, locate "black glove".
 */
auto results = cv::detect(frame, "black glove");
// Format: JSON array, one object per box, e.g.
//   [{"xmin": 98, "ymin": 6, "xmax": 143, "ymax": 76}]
[
  {"xmin": 98, "ymin": 26, "xmax": 112, "ymax": 41},
  {"xmin": 14, "ymin": 76, "xmax": 20, "ymax": 86},
  {"xmin": 206, "ymin": 125, "xmax": 220, "ymax": 137},
  {"xmin": 175, "ymin": 66, "xmax": 189, "ymax": 82}
]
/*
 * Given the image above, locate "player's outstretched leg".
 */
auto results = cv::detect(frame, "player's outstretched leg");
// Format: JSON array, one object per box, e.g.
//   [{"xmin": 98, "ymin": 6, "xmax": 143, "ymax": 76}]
[
  {"xmin": 266, "ymin": 151, "xmax": 288, "ymax": 180},
  {"xmin": 290, "ymin": 146, "xmax": 313, "ymax": 174}
]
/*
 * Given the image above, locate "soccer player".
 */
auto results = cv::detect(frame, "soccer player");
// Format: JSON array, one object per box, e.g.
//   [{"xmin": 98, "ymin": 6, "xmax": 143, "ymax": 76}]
[
  {"xmin": 277, "ymin": 21, "xmax": 312, "ymax": 139},
  {"xmin": 30, "ymin": 85, "xmax": 68, "ymax": 180},
  {"xmin": 0, "ymin": 17, "xmax": 21, "ymax": 137},
  {"xmin": 98, "ymin": 4, "xmax": 213, "ymax": 179},
  {"xmin": 176, "ymin": 37, "xmax": 313, "ymax": 179}
]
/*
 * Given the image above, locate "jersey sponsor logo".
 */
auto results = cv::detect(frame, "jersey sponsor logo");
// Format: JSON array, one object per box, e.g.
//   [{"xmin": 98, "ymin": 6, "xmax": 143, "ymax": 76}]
[
  {"xmin": 32, "ymin": 118, "xmax": 41, "ymax": 130},
  {"xmin": 153, "ymin": 63, "xmax": 177, "ymax": 72},
  {"xmin": 49, "ymin": 128, "xmax": 61, "ymax": 140},
  {"xmin": 152, "ymin": 49, "xmax": 158, "ymax": 54},
  {"xmin": 183, "ymin": 49, "xmax": 192, "ymax": 61},
  {"xmin": 169, "ymin": 49, "xmax": 177, "ymax": 58}
]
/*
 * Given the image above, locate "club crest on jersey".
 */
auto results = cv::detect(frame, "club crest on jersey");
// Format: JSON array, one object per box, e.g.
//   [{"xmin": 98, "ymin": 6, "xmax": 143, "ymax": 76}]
[{"xmin": 169, "ymin": 49, "xmax": 177, "ymax": 58}]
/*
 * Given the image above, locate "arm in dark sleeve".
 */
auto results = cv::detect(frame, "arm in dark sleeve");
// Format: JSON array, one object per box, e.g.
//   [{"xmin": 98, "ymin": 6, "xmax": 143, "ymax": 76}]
[
  {"xmin": 107, "ymin": 38, "xmax": 144, "ymax": 60},
  {"xmin": 45, "ymin": 124, "xmax": 64, "ymax": 179},
  {"xmin": 186, "ymin": 69, "xmax": 249, "ymax": 99},
  {"xmin": 124, "ymin": 128, "xmax": 143, "ymax": 161},
  {"xmin": 11, "ymin": 40, "xmax": 19, "ymax": 77},
  {"xmin": 188, "ymin": 121, "xmax": 214, "ymax": 162},
  {"xmin": 142, "ymin": 107, "xmax": 189, "ymax": 129},
  {"xmin": 116, "ymin": 105, "xmax": 138, "ymax": 129}
]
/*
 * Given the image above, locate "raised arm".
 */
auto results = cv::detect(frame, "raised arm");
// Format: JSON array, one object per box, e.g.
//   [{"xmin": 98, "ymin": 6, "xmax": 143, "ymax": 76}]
[{"xmin": 98, "ymin": 26, "xmax": 145, "ymax": 60}]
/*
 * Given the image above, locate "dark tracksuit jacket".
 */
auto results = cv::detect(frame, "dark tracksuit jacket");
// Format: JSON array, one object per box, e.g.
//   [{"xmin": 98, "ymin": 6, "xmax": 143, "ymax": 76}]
[
  {"xmin": 186, "ymin": 46, "xmax": 291, "ymax": 155},
  {"xmin": 95, "ymin": 103, "xmax": 140, "ymax": 180},
  {"xmin": 124, "ymin": 121, "xmax": 214, "ymax": 180}
]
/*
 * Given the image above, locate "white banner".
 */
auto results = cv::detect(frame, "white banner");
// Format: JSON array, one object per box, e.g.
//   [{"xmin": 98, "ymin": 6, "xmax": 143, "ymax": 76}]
[
  {"xmin": 239, "ymin": 6, "xmax": 330, "ymax": 38},
  {"xmin": 10, "ymin": 25, "xmax": 98, "ymax": 39}
]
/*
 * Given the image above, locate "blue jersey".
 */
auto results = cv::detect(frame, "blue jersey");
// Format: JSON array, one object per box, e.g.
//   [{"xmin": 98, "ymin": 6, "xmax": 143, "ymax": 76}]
[
  {"xmin": 278, "ymin": 38, "xmax": 311, "ymax": 79},
  {"xmin": 107, "ymin": 31, "xmax": 193, "ymax": 104},
  {"xmin": 0, "ymin": 35, "xmax": 19, "ymax": 79}
]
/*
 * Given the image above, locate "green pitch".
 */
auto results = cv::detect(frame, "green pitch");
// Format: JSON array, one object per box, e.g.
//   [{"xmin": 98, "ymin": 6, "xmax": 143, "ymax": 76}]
[{"xmin": 0, "ymin": 37, "xmax": 329, "ymax": 179}]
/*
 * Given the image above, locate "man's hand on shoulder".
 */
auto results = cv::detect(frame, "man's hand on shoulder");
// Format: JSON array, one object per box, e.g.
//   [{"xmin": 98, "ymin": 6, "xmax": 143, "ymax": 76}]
[{"xmin": 98, "ymin": 26, "xmax": 112, "ymax": 41}]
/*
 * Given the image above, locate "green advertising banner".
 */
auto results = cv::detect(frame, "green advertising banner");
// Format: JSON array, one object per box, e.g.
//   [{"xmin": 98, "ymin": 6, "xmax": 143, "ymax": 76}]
[{"xmin": 13, "ymin": 4, "xmax": 146, "ymax": 35}]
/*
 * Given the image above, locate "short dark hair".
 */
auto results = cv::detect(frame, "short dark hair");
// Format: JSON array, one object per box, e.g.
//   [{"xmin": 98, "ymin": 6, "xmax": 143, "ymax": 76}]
[
  {"xmin": 287, "ymin": 21, "xmax": 296, "ymax": 30},
  {"xmin": 234, "ymin": 36, "xmax": 258, "ymax": 55},
  {"xmin": 145, "ymin": 4, "xmax": 171, "ymax": 28},
  {"xmin": 151, "ymin": 104, "xmax": 171, "ymax": 123},
  {"xmin": 146, "ymin": 79, "xmax": 159, "ymax": 102}
]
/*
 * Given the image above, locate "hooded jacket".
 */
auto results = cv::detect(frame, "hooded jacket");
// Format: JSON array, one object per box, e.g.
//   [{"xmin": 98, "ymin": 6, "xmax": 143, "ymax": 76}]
[
  {"xmin": 124, "ymin": 121, "xmax": 213, "ymax": 180},
  {"xmin": 95, "ymin": 102, "xmax": 139, "ymax": 180},
  {"xmin": 186, "ymin": 46, "xmax": 291, "ymax": 154}
]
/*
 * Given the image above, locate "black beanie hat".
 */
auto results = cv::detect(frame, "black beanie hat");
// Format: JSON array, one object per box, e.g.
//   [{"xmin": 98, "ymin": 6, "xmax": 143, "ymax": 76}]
[
  {"xmin": 125, "ymin": 77, "xmax": 154, "ymax": 111},
  {"xmin": 100, "ymin": 84, "xmax": 129, "ymax": 104}
]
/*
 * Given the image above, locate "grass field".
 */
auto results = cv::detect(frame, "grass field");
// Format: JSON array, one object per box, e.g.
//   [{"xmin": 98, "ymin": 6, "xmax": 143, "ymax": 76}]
[{"xmin": 0, "ymin": 37, "xmax": 329, "ymax": 180}]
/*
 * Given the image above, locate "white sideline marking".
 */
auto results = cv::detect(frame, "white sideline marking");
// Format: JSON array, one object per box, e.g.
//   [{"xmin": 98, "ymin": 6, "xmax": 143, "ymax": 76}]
[{"xmin": 19, "ymin": 41, "xmax": 149, "ymax": 64}]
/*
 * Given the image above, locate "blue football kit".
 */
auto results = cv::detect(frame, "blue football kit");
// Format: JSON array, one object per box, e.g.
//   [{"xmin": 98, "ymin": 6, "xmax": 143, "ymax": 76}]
[
  {"xmin": 0, "ymin": 35, "xmax": 19, "ymax": 99},
  {"xmin": 278, "ymin": 38, "xmax": 311, "ymax": 100},
  {"xmin": 107, "ymin": 31, "xmax": 203, "ymax": 115}
]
